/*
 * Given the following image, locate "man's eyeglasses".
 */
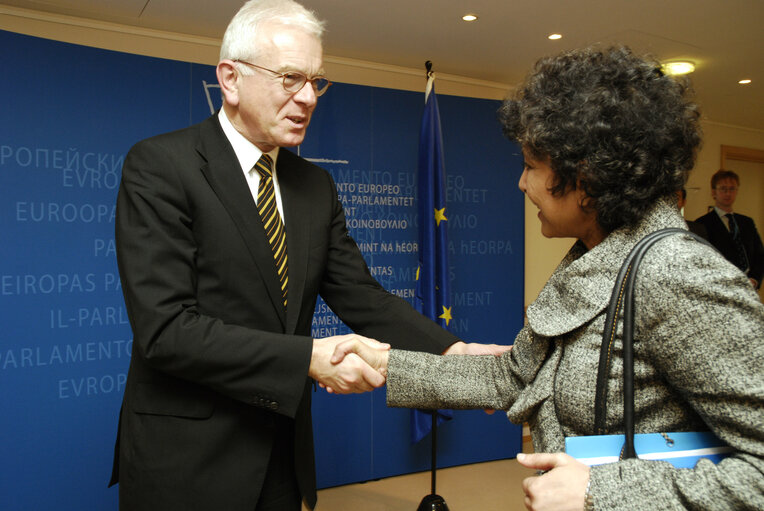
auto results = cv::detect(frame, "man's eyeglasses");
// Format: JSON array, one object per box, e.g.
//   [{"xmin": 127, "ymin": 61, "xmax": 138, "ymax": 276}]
[
  {"xmin": 715, "ymin": 186, "xmax": 738, "ymax": 193},
  {"xmin": 234, "ymin": 60, "xmax": 332, "ymax": 97}
]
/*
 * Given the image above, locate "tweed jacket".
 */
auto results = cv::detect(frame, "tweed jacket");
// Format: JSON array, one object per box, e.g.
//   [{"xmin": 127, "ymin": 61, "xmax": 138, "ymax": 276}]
[{"xmin": 387, "ymin": 198, "xmax": 764, "ymax": 510}]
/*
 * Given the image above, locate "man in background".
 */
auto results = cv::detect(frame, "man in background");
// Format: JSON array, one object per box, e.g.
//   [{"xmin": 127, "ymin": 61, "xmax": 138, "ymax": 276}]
[
  {"xmin": 109, "ymin": 1, "xmax": 506, "ymax": 510},
  {"xmin": 695, "ymin": 169, "xmax": 764, "ymax": 289}
]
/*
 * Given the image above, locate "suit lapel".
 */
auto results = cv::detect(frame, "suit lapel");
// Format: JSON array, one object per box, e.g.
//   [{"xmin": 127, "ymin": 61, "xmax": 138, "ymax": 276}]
[
  {"xmin": 197, "ymin": 116, "xmax": 287, "ymax": 328},
  {"xmin": 277, "ymin": 149, "xmax": 312, "ymax": 334},
  {"xmin": 712, "ymin": 212, "xmax": 733, "ymax": 239},
  {"xmin": 707, "ymin": 213, "xmax": 737, "ymax": 250}
]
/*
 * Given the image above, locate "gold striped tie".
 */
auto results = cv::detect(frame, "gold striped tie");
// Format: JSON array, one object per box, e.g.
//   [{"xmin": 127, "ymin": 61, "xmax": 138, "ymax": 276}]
[{"xmin": 255, "ymin": 154, "xmax": 288, "ymax": 307}]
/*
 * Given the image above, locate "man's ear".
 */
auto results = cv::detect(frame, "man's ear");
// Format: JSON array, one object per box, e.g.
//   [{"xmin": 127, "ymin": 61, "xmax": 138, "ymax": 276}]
[{"xmin": 216, "ymin": 60, "xmax": 240, "ymax": 107}]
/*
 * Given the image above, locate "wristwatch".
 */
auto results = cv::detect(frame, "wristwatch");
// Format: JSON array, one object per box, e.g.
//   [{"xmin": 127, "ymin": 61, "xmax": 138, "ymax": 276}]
[{"xmin": 584, "ymin": 478, "xmax": 594, "ymax": 510}]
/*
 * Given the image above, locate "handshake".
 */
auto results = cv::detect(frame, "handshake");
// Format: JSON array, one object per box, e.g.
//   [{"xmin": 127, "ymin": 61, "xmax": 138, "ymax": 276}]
[
  {"xmin": 308, "ymin": 334, "xmax": 511, "ymax": 394},
  {"xmin": 308, "ymin": 334, "xmax": 391, "ymax": 394}
]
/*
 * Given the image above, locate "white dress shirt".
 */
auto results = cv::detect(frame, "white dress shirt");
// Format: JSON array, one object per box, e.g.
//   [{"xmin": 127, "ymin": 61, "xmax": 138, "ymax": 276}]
[{"xmin": 218, "ymin": 109, "xmax": 285, "ymax": 219}]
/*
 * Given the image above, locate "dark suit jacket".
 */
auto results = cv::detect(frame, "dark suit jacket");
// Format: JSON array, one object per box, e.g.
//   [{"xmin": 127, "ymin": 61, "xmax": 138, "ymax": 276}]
[
  {"xmin": 110, "ymin": 114, "xmax": 458, "ymax": 510},
  {"xmin": 695, "ymin": 210, "xmax": 764, "ymax": 287},
  {"xmin": 684, "ymin": 219, "xmax": 708, "ymax": 241}
]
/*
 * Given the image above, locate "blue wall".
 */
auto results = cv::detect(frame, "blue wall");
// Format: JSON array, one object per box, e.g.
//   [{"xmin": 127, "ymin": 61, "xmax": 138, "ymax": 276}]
[{"xmin": 0, "ymin": 30, "xmax": 524, "ymax": 509}]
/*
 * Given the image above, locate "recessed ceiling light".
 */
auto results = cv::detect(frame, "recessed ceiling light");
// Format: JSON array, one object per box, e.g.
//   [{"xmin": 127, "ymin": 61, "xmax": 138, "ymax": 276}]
[
  {"xmin": 548, "ymin": 33, "xmax": 562, "ymax": 40},
  {"xmin": 662, "ymin": 61, "xmax": 695, "ymax": 76},
  {"xmin": 462, "ymin": 14, "xmax": 478, "ymax": 21},
  {"xmin": 738, "ymin": 79, "xmax": 752, "ymax": 85}
]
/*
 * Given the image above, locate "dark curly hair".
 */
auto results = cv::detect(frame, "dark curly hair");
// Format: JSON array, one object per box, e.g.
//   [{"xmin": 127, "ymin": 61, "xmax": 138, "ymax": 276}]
[{"xmin": 499, "ymin": 45, "xmax": 702, "ymax": 233}]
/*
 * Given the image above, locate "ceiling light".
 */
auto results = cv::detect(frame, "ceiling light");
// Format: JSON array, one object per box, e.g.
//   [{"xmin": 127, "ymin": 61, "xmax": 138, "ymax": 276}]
[
  {"xmin": 548, "ymin": 34, "xmax": 562, "ymax": 40},
  {"xmin": 738, "ymin": 79, "xmax": 752, "ymax": 85},
  {"xmin": 662, "ymin": 61, "xmax": 695, "ymax": 76},
  {"xmin": 462, "ymin": 14, "xmax": 478, "ymax": 21}
]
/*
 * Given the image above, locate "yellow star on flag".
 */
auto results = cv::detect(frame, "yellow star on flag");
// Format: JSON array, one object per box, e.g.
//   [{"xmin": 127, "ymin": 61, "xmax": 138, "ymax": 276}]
[
  {"xmin": 439, "ymin": 305, "xmax": 453, "ymax": 326},
  {"xmin": 434, "ymin": 207, "xmax": 447, "ymax": 226}
]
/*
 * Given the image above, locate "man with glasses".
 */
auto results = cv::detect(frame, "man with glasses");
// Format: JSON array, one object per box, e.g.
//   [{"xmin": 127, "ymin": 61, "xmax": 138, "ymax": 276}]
[
  {"xmin": 109, "ymin": 1, "xmax": 505, "ymax": 510},
  {"xmin": 695, "ymin": 169, "xmax": 764, "ymax": 290}
]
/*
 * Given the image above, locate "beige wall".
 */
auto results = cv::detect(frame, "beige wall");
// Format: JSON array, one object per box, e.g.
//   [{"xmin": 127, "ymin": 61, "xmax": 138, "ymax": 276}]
[{"xmin": 2, "ymin": 6, "xmax": 762, "ymax": 308}]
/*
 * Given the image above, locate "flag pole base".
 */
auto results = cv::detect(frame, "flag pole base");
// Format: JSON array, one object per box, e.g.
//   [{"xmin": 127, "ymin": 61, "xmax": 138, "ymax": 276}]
[{"xmin": 417, "ymin": 494, "xmax": 450, "ymax": 511}]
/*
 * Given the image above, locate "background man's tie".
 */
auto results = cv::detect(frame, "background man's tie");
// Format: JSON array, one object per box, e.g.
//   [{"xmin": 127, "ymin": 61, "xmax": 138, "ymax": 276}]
[{"xmin": 255, "ymin": 154, "xmax": 288, "ymax": 307}]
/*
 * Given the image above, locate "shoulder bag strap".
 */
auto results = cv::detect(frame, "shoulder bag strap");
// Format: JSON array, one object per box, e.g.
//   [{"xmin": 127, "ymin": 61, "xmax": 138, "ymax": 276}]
[{"xmin": 593, "ymin": 228, "xmax": 712, "ymax": 457}]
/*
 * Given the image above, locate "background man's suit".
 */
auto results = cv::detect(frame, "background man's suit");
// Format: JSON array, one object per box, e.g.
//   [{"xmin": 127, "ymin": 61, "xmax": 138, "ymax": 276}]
[
  {"xmin": 109, "ymin": 114, "xmax": 458, "ymax": 510},
  {"xmin": 695, "ymin": 210, "xmax": 764, "ymax": 287}
]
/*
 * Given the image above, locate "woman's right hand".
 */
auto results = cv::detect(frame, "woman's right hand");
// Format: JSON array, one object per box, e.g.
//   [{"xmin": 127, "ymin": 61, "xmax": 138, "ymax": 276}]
[
  {"xmin": 517, "ymin": 453, "xmax": 590, "ymax": 511},
  {"xmin": 331, "ymin": 338, "xmax": 390, "ymax": 377}
]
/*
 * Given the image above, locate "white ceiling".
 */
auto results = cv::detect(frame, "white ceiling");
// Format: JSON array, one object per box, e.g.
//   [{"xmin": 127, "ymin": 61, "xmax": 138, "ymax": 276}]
[{"xmin": 3, "ymin": 0, "xmax": 763, "ymax": 130}]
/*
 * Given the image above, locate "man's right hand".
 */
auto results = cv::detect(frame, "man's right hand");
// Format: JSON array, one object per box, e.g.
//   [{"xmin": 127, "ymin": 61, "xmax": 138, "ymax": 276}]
[{"xmin": 309, "ymin": 334, "xmax": 390, "ymax": 394}]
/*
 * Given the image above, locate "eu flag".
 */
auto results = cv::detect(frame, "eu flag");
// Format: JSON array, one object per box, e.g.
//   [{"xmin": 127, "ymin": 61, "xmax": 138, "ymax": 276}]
[{"xmin": 412, "ymin": 74, "xmax": 453, "ymax": 443}]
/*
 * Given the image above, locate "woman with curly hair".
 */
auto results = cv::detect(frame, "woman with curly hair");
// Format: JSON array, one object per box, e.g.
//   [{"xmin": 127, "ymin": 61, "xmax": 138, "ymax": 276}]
[{"xmin": 334, "ymin": 46, "xmax": 764, "ymax": 510}]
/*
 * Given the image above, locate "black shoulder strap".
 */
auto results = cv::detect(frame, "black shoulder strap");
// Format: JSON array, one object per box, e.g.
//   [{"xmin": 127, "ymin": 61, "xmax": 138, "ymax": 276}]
[{"xmin": 593, "ymin": 228, "xmax": 713, "ymax": 459}]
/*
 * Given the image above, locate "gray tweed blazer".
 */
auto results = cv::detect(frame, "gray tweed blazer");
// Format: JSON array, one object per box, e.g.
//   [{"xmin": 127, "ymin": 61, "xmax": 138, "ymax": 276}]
[{"xmin": 387, "ymin": 198, "xmax": 764, "ymax": 510}]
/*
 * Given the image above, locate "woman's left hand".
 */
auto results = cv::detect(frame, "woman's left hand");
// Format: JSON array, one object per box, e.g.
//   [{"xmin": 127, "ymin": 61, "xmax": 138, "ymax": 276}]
[{"xmin": 517, "ymin": 452, "xmax": 590, "ymax": 511}]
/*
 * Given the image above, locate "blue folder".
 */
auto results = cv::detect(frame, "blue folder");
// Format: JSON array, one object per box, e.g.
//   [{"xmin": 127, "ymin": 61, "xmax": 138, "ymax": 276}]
[{"xmin": 565, "ymin": 431, "xmax": 733, "ymax": 468}]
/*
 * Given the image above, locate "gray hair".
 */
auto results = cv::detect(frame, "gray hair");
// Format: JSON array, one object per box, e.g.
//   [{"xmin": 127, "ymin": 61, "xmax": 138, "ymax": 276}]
[{"xmin": 219, "ymin": 0, "xmax": 325, "ymax": 68}]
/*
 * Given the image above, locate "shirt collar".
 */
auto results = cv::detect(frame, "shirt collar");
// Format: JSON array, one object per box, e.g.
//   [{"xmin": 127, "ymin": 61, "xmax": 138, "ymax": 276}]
[
  {"xmin": 218, "ymin": 108, "xmax": 279, "ymax": 174},
  {"xmin": 714, "ymin": 206, "xmax": 733, "ymax": 218}
]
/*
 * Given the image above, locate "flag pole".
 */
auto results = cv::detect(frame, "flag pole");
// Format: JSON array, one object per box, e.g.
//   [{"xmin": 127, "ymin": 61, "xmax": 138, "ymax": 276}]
[
  {"xmin": 415, "ymin": 62, "xmax": 449, "ymax": 511},
  {"xmin": 430, "ymin": 411, "xmax": 438, "ymax": 494}
]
